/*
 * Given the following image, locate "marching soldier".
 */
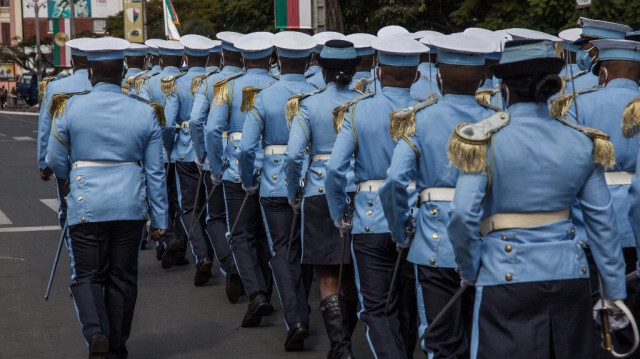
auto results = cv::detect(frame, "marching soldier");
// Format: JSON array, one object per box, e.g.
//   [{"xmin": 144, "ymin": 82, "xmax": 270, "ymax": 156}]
[
  {"xmin": 345, "ymin": 33, "xmax": 377, "ymax": 94},
  {"xmin": 463, "ymin": 28, "xmax": 503, "ymax": 107},
  {"xmin": 122, "ymin": 43, "xmax": 147, "ymax": 84},
  {"xmin": 557, "ymin": 28, "xmax": 583, "ymax": 94},
  {"xmin": 379, "ymin": 33, "xmax": 496, "ymax": 358},
  {"xmin": 285, "ymin": 39, "xmax": 362, "ymax": 359},
  {"xmin": 325, "ymin": 35, "xmax": 428, "ymax": 359},
  {"xmin": 447, "ymin": 38, "xmax": 627, "ymax": 359},
  {"xmin": 568, "ymin": 18, "xmax": 631, "ymax": 93},
  {"xmin": 164, "ymin": 34, "xmax": 218, "ymax": 286},
  {"xmin": 239, "ymin": 31, "xmax": 317, "ymax": 352},
  {"xmin": 37, "ymin": 37, "xmax": 92, "ymax": 228},
  {"xmin": 558, "ymin": 38, "xmax": 640, "ymax": 356},
  {"xmin": 46, "ymin": 37, "xmax": 168, "ymax": 359},
  {"xmin": 189, "ymin": 31, "xmax": 245, "ymax": 302},
  {"xmin": 307, "ymin": 32, "xmax": 345, "ymax": 89},
  {"xmin": 121, "ymin": 40, "xmax": 161, "ymax": 97},
  {"xmin": 139, "ymin": 40, "xmax": 187, "ymax": 268},
  {"xmin": 204, "ymin": 32, "xmax": 276, "ymax": 323},
  {"xmin": 410, "ymin": 30, "xmax": 443, "ymax": 101}
]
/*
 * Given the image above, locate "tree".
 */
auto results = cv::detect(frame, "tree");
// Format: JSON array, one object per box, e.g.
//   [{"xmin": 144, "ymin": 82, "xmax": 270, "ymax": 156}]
[{"xmin": 0, "ymin": 36, "xmax": 57, "ymax": 75}]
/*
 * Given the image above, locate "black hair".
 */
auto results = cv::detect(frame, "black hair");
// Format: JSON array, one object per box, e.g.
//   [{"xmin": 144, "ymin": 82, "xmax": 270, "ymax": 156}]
[
  {"xmin": 324, "ymin": 68, "xmax": 356, "ymax": 88},
  {"xmin": 502, "ymin": 72, "xmax": 562, "ymax": 103}
]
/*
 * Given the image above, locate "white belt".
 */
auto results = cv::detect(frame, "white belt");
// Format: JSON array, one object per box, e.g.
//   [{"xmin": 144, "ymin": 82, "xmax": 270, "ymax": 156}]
[
  {"xmin": 357, "ymin": 180, "xmax": 416, "ymax": 192},
  {"xmin": 479, "ymin": 209, "xmax": 570, "ymax": 236},
  {"xmin": 605, "ymin": 171, "xmax": 633, "ymax": 185},
  {"xmin": 72, "ymin": 160, "xmax": 139, "ymax": 169},
  {"xmin": 228, "ymin": 132, "xmax": 242, "ymax": 142},
  {"xmin": 264, "ymin": 145, "xmax": 287, "ymax": 155},
  {"xmin": 312, "ymin": 154, "xmax": 331, "ymax": 161},
  {"xmin": 419, "ymin": 187, "xmax": 455, "ymax": 205}
]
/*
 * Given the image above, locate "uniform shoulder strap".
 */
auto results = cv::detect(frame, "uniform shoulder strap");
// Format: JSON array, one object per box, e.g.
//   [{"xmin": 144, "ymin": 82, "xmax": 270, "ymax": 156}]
[
  {"xmin": 474, "ymin": 88, "xmax": 500, "ymax": 107},
  {"xmin": 332, "ymin": 92, "xmax": 375, "ymax": 134},
  {"xmin": 49, "ymin": 90, "xmax": 91, "ymax": 118},
  {"xmin": 622, "ymin": 97, "xmax": 640, "ymax": 139},
  {"xmin": 552, "ymin": 115, "xmax": 615, "ymax": 168},
  {"xmin": 448, "ymin": 111, "xmax": 510, "ymax": 173},
  {"xmin": 124, "ymin": 69, "xmax": 149, "ymax": 89},
  {"xmin": 161, "ymin": 71, "xmax": 188, "ymax": 96},
  {"xmin": 135, "ymin": 71, "xmax": 159, "ymax": 93},
  {"xmin": 389, "ymin": 98, "xmax": 438, "ymax": 141},
  {"xmin": 128, "ymin": 94, "xmax": 167, "ymax": 128},
  {"xmin": 549, "ymin": 86, "xmax": 600, "ymax": 118},
  {"xmin": 353, "ymin": 77, "xmax": 374, "ymax": 94},
  {"xmin": 190, "ymin": 68, "xmax": 219, "ymax": 95},
  {"xmin": 39, "ymin": 74, "xmax": 66, "ymax": 102},
  {"xmin": 240, "ymin": 85, "xmax": 269, "ymax": 113},
  {"xmin": 269, "ymin": 73, "xmax": 280, "ymax": 80},
  {"xmin": 285, "ymin": 87, "xmax": 326, "ymax": 126},
  {"xmin": 212, "ymin": 71, "xmax": 246, "ymax": 106}
]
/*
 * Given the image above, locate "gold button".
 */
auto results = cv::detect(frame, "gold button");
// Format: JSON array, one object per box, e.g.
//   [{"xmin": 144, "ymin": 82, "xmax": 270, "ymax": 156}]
[
  {"xmin": 77, "ymin": 196, "xmax": 83, "ymax": 201},
  {"xmin": 570, "ymin": 228, "xmax": 576, "ymax": 235},
  {"xmin": 183, "ymin": 129, "xmax": 188, "ymax": 134},
  {"xmin": 317, "ymin": 156, "xmax": 323, "ymax": 160},
  {"xmin": 180, "ymin": 156, "xmax": 184, "ymax": 160},
  {"xmin": 432, "ymin": 233, "xmax": 438, "ymax": 239},
  {"xmin": 317, "ymin": 171, "xmax": 322, "ymax": 176},
  {"xmin": 505, "ymin": 244, "xmax": 512, "ymax": 253},
  {"xmin": 454, "ymin": 268, "xmax": 459, "ymax": 273},
  {"xmin": 144, "ymin": 194, "xmax": 148, "ymax": 199},
  {"xmin": 500, "ymin": 114, "xmax": 506, "ymax": 119},
  {"xmin": 234, "ymin": 176, "xmax": 238, "ymax": 181},
  {"xmin": 501, "ymin": 235, "xmax": 508, "ymax": 241},
  {"xmin": 431, "ymin": 209, "xmax": 437, "ymax": 215},
  {"xmin": 579, "ymin": 240, "xmax": 585, "ymax": 247},
  {"xmin": 233, "ymin": 144, "xmax": 238, "ymax": 149},
  {"xmin": 366, "ymin": 210, "xmax": 372, "ymax": 216},
  {"xmin": 274, "ymin": 159, "xmax": 279, "ymax": 163},
  {"xmin": 429, "ymin": 258, "xmax": 436, "ymax": 265},
  {"xmin": 272, "ymin": 175, "xmax": 277, "ymax": 180},
  {"xmin": 235, "ymin": 160, "xmax": 239, "ymax": 165},
  {"xmin": 318, "ymin": 188, "xmax": 324, "ymax": 193},
  {"xmin": 80, "ymin": 217, "xmax": 85, "ymax": 223},
  {"xmin": 505, "ymin": 273, "xmax": 513, "ymax": 281},
  {"xmin": 582, "ymin": 267, "xmax": 588, "ymax": 274},
  {"xmin": 76, "ymin": 176, "xmax": 82, "ymax": 181},
  {"xmin": 365, "ymin": 227, "xmax": 370, "ymax": 232}
]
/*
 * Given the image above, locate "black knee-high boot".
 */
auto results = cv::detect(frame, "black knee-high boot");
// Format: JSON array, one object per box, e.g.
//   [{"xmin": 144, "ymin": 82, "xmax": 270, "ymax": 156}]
[{"xmin": 320, "ymin": 294, "xmax": 355, "ymax": 359}]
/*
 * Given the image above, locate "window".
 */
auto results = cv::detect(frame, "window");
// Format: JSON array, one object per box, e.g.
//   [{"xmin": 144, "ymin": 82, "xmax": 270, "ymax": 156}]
[
  {"xmin": 93, "ymin": 19, "xmax": 106, "ymax": 33},
  {"xmin": 48, "ymin": 19, "xmax": 53, "ymax": 34},
  {"xmin": 1, "ymin": 23, "xmax": 9, "ymax": 44},
  {"xmin": 0, "ymin": 0, "xmax": 9, "ymax": 7}
]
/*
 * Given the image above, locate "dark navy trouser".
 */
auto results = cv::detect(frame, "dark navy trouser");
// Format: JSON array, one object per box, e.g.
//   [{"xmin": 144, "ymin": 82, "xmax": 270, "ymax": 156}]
[
  {"xmin": 351, "ymin": 233, "xmax": 417, "ymax": 359},
  {"xmin": 68, "ymin": 220, "xmax": 145, "ymax": 359},
  {"xmin": 175, "ymin": 162, "xmax": 211, "ymax": 264},
  {"xmin": 260, "ymin": 196, "xmax": 308, "ymax": 329},
  {"xmin": 203, "ymin": 172, "xmax": 232, "ymax": 273},
  {"xmin": 159, "ymin": 163, "xmax": 179, "ymax": 250}
]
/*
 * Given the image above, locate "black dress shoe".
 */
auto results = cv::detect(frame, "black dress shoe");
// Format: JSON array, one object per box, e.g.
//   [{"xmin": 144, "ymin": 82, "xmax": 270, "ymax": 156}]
[
  {"xmin": 89, "ymin": 333, "xmax": 108, "ymax": 359},
  {"xmin": 175, "ymin": 257, "xmax": 190, "ymax": 266},
  {"xmin": 241, "ymin": 293, "xmax": 274, "ymax": 327},
  {"xmin": 225, "ymin": 264, "xmax": 244, "ymax": 304},
  {"xmin": 284, "ymin": 322, "xmax": 309, "ymax": 352},
  {"xmin": 161, "ymin": 239, "xmax": 182, "ymax": 269},
  {"xmin": 155, "ymin": 243, "xmax": 164, "ymax": 261},
  {"xmin": 194, "ymin": 259, "xmax": 213, "ymax": 286}
]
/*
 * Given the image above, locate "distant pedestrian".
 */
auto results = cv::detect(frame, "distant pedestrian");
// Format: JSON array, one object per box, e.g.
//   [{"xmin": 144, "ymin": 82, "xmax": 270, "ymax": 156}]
[{"xmin": 0, "ymin": 86, "xmax": 7, "ymax": 108}]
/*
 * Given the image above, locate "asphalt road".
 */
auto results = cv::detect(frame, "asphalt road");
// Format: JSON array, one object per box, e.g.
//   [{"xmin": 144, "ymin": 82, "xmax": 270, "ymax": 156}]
[{"xmin": 0, "ymin": 111, "xmax": 415, "ymax": 359}]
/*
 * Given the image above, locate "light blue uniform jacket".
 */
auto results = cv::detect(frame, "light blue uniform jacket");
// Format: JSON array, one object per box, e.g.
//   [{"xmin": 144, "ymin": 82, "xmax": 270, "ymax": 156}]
[
  {"xmin": 379, "ymin": 95, "xmax": 495, "ymax": 267},
  {"xmin": 240, "ymin": 73, "xmax": 317, "ymax": 197},
  {"xmin": 46, "ymin": 83, "xmax": 168, "ymax": 230},
  {"xmin": 630, "ymin": 152, "xmax": 640, "ymax": 262},
  {"xmin": 448, "ymin": 102, "xmax": 626, "ymax": 300},
  {"xmin": 285, "ymin": 82, "xmax": 360, "ymax": 200},
  {"xmin": 567, "ymin": 79, "xmax": 639, "ymax": 248},
  {"xmin": 38, "ymin": 70, "xmax": 92, "ymax": 169},
  {"xmin": 307, "ymin": 69, "xmax": 325, "ymax": 89},
  {"xmin": 566, "ymin": 70, "xmax": 598, "ymax": 93},
  {"xmin": 410, "ymin": 62, "xmax": 440, "ymax": 101},
  {"xmin": 122, "ymin": 68, "xmax": 142, "ymax": 85},
  {"xmin": 206, "ymin": 68, "xmax": 276, "ymax": 182},
  {"xmin": 325, "ymin": 87, "xmax": 418, "ymax": 233}
]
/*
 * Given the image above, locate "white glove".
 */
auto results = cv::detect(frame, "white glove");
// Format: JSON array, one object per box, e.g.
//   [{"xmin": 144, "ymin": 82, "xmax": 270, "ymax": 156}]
[
  {"xmin": 210, "ymin": 174, "xmax": 222, "ymax": 187},
  {"xmin": 195, "ymin": 157, "xmax": 204, "ymax": 172},
  {"xmin": 593, "ymin": 299, "xmax": 630, "ymax": 331},
  {"xmin": 333, "ymin": 219, "xmax": 352, "ymax": 237},
  {"xmin": 243, "ymin": 183, "xmax": 259, "ymax": 195},
  {"xmin": 288, "ymin": 197, "xmax": 301, "ymax": 213}
]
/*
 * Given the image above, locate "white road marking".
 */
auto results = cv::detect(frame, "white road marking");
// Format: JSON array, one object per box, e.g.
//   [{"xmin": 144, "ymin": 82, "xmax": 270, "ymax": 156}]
[
  {"xmin": 0, "ymin": 209, "xmax": 12, "ymax": 225},
  {"xmin": 13, "ymin": 136, "xmax": 35, "ymax": 141},
  {"xmin": 0, "ymin": 110, "xmax": 39, "ymax": 117},
  {"xmin": 40, "ymin": 199, "xmax": 59, "ymax": 212},
  {"xmin": 0, "ymin": 256, "xmax": 25, "ymax": 261},
  {"xmin": 0, "ymin": 226, "xmax": 59, "ymax": 233},
  {"xmin": 0, "ymin": 132, "xmax": 6, "ymax": 136}
]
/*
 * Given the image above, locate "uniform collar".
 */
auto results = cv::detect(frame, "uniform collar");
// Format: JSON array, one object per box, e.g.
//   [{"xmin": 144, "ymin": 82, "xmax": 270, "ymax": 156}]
[
  {"xmin": 605, "ymin": 78, "xmax": 640, "ymax": 90},
  {"xmin": 507, "ymin": 102, "xmax": 550, "ymax": 118},
  {"xmin": 353, "ymin": 71, "xmax": 371, "ymax": 80},
  {"xmin": 222, "ymin": 65, "xmax": 243, "ymax": 73},
  {"xmin": 93, "ymin": 82, "xmax": 122, "ymax": 93},
  {"xmin": 381, "ymin": 86, "xmax": 410, "ymax": 96},
  {"xmin": 187, "ymin": 66, "xmax": 206, "ymax": 74},
  {"xmin": 246, "ymin": 68, "xmax": 268, "ymax": 74},
  {"xmin": 151, "ymin": 65, "xmax": 162, "ymax": 72},
  {"xmin": 162, "ymin": 66, "xmax": 180, "ymax": 74},
  {"xmin": 73, "ymin": 69, "xmax": 88, "ymax": 76},
  {"xmin": 280, "ymin": 73, "xmax": 306, "ymax": 81},
  {"xmin": 441, "ymin": 94, "xmax": 479, "ymax": 105}
]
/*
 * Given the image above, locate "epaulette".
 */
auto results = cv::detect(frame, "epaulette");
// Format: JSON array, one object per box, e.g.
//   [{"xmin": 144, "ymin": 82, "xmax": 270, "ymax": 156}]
[
  {"xmin": 559, "ymin": 70, "xmax": 588, "ymax": 95},
  {"xmin": 39, "ymin": 74, "xmax": 66, "ymax": 102},
  {"xmin": 353, "ymin": 77, "xmax": 374, "ymax": 94},
  {"xmin": 549, "ymin": 87, "xmax": 600, "ymax": 118},
  {"xmin": 474, "ymin": 88, "xmax": 500, "ymax": 106},
  {"xmin": 269, "ymin": 73, "xmax": 280, "ymax": 80},
  {"xmin": 389, "ymin": 98, "xmax": 438, "ymax": 141},
  {"xmin": 240, "ymin": 86, "xmax": 265, "ymax": 112},
  {"xmin": 49, "ymin": 90, "xmax": 91, "ymax": 119},
  {"xmin": 212, "ymin": 71, "xmax": 246, "ymax": 106},
  {"xmin": 448, "ymin": 111, "xmax": 510, "ymax": 173},
  {"xmin": 161, "ymin": 71, "xmax": 187, "ymax": 96},
  {"xmin": 190, "ymin": 68, "xmax": 219, "ymax": 95},
  {"xmin": 623, "ymin": 97, "xmax": 640, "ymax": 139},
  {"xmin": 128, "ymin": 94, "xmax": 167, "ymax": 128},
  {"xmin": 124, "ymin": 70, "xmax": 149, "ymax": 89},
  {"xmin": 135, "ymin": 72, "xmax": 159, "ymax": 93},
  {"xmin": 285, "ymin": 88, "xmax": 326, "ymax": 127},
  {"xmin": 332, "ymin": 92, "xmax": 375, "ymax": 133},
  {"xmin": 552, "ymin": 116, "xmax": 615, "ymax": 168}
]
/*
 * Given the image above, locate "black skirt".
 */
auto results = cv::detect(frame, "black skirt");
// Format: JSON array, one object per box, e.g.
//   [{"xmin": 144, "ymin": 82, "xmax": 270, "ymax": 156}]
[{"xmin": 301, "ymin": 195, "xmax": 351, "ymax": 265}]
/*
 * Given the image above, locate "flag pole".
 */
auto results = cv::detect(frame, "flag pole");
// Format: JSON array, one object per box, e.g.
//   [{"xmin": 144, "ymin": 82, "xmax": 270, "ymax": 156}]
[{"xmin": 162, "ymin": 0, "xmax": 169, "ymax": 40}]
